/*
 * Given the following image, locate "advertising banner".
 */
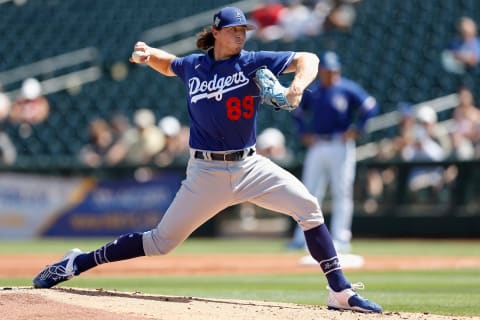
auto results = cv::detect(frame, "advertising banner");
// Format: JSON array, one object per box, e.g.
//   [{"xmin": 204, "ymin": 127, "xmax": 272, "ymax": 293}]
[
  {"xmin": 0, "ymin": 171, "xmax": 183, "ymax": 238},
  {"xmin": 0, "ymin": 173, "xmax": 84, "ymax": 238}
]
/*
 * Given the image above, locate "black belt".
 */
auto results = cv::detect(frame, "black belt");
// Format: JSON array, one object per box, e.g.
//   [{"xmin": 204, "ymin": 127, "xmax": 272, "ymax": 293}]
[
  {"xmin": 194, "ymin": 148, "xmax": 255, "ymax": 161},
  {"xmin": 315, "ymin": 134, "xmax": 336, "ymax": 142}
]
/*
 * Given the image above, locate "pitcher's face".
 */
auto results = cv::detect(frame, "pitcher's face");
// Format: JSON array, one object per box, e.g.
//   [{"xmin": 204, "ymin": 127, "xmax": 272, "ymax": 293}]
[{"xmin": 213, "ymin": 26, "xmax": 247, "ymax": 58}]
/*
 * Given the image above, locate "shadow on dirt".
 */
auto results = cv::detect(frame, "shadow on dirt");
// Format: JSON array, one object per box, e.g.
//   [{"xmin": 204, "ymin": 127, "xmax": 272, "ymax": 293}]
[{"xmin": 55, "ymin": 287, "xmax": 307, "ymax": 310}]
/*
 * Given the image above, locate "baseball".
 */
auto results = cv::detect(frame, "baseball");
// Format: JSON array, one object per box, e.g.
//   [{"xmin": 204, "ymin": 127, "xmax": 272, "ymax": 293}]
[{"xmin": 131, "ymin": 51, "xmax": 146, "ymax": 63}]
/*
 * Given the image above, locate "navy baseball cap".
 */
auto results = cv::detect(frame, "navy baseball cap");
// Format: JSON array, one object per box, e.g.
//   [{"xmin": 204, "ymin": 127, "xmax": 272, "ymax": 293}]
[
  {"xmin": 213, "ymin": 7, "xmax": 256, "ymax": 30},
  {"xmin": 319, "ymin": 51, "xmax": 341, "ymax": 71}
]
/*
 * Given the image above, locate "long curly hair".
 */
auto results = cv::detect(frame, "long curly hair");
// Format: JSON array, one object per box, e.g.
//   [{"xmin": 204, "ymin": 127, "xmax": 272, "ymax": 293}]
[{"xmin": 196, "ymin": 27, "xmax": 216, "ymax": 51}]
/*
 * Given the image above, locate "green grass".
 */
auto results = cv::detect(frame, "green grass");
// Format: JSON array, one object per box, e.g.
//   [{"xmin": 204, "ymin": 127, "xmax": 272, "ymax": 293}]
[
  {"xmin": 2, "ymin": 237, "xmax": 479, "ymax": 255},
  {"xmin": 2, "ymin": 238, "xmax": 480, "ymax": 316}
]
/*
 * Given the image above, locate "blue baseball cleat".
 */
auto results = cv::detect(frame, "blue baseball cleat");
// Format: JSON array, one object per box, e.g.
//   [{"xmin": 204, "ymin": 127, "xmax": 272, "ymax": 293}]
[
  {"xmin": 33, "ymin": 248, "xmax": 83, "ymax": 289},
  {"xmin": 327, "ymin": 283, "xmax": 383, "ymax": 313}
]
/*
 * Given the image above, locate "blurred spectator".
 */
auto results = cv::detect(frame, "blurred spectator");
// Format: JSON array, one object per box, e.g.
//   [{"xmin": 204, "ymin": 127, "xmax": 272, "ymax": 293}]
[
  {"xmin": 78, "ymin": 118, "xmax": 114, "ymax": 167},
  {"xmin": 250, "ymin": 0, "xmax": 286, "ymax": 41},
  {"xmin": 109, "ymin": 113, "xmax": 131, "ymax": 143},
  {"xmin": 402, "ymin": 105, "xmax": 451, "ymax": 194},
  {"xmin": 0, "ymin": 89, "xmax": 16, "ymax": 165},
  {"xmin": 402, "ymin": 106, "xmax": 442, "ymax": 162},
  {"xmin": 442, "ymin": 16, "xmax": 480, "ymax": 79},
  {"xmin": 155, "ymin": 115, "xmax": 190, "ymax": 166},
  {"xmin": 415, "ymin": 105, "xmax": 452, "ymax": 156},
  {"xmin": 278, "ymin": 0, "xmax": 323, "ymax": 42},
  {"xmin": 449, "ymin": 86, "xmax": 480, "ymax": 160},
  {"xmin": 104, "ymin": 114, "xmax": 133, "ymax": 165},
  {"xmin": 108, "ymin": 108, "xmax": 166, "ymax": 165},
  {"xmin": 10, "ymin": 78, "xmax": 50, "ymax": 138},
  {"xmin": 383, "ymin": 102, "xmax": 417, "ymax": 160},
  {"xmin": 250, "ymin": 0, "xmax": 361, "ymax": 43},
  {"xmin": 322, "ymin": 0, "xmax": 359, "ymax": 32},
  {"xmin": 383, "ymin": 102, "xmax": 451, "ymax": 161},
  {"xmin": 256, "ymin": 127, "xmax": 294, "ymax": 166},
  {"xmin": 449, "ymin": 17, "xmax": 480, "ymax": 68}
]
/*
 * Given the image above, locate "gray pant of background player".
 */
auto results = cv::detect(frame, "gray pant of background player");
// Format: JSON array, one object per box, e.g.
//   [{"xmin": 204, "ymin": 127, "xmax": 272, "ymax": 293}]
[{"xmin": 291, "ymin": 136, "xmax": 356, "ymax": 253}]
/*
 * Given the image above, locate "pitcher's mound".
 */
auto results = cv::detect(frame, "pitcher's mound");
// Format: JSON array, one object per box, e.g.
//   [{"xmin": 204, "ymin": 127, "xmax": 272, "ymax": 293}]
[{"xmin": 0, "ymin": 287, "xmax": 473, "ymax": 320}]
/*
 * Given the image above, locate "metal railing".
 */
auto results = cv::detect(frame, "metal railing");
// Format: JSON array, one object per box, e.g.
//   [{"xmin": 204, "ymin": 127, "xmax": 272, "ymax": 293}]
[
  {"xmin": 356, "ymin": 93, "xmax": 459, "ymax": 161},
  {"xmin": 1, "ymin": 47, "xmax": 102, "ymax": 98}
]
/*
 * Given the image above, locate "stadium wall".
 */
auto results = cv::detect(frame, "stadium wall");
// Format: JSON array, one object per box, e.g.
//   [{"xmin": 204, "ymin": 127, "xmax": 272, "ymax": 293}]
[{"xmin": 1, "ymin": 160, "xmax": 478, "ymax": 239}]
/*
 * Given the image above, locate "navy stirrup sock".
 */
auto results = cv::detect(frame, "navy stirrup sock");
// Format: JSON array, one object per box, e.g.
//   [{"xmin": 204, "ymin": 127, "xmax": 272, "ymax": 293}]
[
  {"xmin": 74, "ymin": 232, "xmax": 146, "ymax": 274},
  {"xmin": 304, "ymin": 224, "xmax": 350, "ymax": 292}
]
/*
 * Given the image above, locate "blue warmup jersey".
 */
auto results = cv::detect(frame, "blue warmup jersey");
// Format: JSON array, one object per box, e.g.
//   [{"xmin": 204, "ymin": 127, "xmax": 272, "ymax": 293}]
[
  {"xmin": 171, "ymin": 49, "xmax": 295, "ymax": 151},
  {"xmin": 294, "ymin": 77, "xmax": 378, "ymax": 135}
]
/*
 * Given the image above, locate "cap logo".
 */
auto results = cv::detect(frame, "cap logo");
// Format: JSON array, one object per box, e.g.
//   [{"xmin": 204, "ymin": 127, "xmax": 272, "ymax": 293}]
[
  {"xmin": 213, "ymin": 7, "xmax": 255, "ymax": 30},
  {"xmin": 236, "ymin": 9, "xmax": 243, "ymax": 22}
]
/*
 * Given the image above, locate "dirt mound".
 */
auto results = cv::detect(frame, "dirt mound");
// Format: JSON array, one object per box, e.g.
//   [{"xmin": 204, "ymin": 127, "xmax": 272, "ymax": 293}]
[{"xmin": 1, "ymin": 287, "xmax": 477, "ymax": 320}]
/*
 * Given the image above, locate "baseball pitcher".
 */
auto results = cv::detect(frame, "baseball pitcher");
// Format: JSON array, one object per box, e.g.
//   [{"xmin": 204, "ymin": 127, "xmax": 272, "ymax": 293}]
[{"xmin": 33, "ymin": 8, "xmax": 381, "ymax": 313}]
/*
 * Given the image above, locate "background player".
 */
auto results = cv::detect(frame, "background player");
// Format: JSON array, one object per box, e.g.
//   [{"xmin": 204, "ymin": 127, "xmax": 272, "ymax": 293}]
[
  {"xmin": 33, "ymin": 8, "xmax": 381, "ymax": 313},
  {"xmin": 288, "ymin": 51, "xmax": 379, "ymax": 267}
]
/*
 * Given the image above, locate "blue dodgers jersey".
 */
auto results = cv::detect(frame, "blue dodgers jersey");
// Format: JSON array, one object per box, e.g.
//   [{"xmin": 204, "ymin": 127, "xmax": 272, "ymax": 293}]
[
  {"xmin": 171, "ymin": 49, "xmax": 295, "ymax": 151},
  {"xmin": 295, "ymin": 77, "xmax": 378, "ymax": 135}
]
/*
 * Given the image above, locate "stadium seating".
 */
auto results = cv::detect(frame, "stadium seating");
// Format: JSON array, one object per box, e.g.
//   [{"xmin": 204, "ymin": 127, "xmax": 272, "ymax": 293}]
[{"xmin": 1, "ymin": 0, "xmax": 480, "ymax": 166}]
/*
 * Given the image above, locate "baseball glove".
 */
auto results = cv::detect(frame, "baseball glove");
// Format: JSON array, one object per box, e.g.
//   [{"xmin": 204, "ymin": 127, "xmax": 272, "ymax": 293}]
[{"xmin": 254, "ymin": 68, "xmax": 294, "ymax": 111}]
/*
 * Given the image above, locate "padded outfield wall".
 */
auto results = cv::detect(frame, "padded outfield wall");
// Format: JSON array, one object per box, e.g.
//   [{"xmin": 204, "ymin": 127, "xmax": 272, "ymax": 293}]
[{"xmin": 1, "ymin": 160, "xmax": 478, "ymax": 239}]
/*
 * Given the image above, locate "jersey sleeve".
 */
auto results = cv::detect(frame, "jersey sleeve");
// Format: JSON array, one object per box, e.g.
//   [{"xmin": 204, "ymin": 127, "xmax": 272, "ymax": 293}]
[
  {"xmin": 170, "ymin": 55, "xmax": 196, "ymax": 82},
  {"xmin": 344, "ymin": 79, "xmax": 379, "ymax": 132},
  {"xmin": 254, "ymin": 51, "xmax": 296, "ymax": 76}
]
